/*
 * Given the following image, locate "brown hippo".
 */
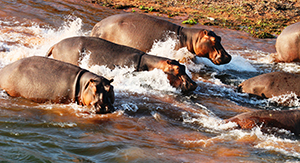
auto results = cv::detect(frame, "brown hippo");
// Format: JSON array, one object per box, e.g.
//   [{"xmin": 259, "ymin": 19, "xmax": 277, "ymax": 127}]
[
  {"xmin": 238, "ymin": 72, "xmax": 300, "ymax": 98},
  {"xmin": 225, "ymin": 110, "xmax": 300, "ymax": 135},
  {"xmin": 274, "ymin": 22, "xmax": 300, "ymax": 62},
  {"xmin": 0, "ymin": 56, "xmax": 115, "ymax": 114},
  {"xmin": 90, "ymin": 13, "xmax": 231, "ymax": 65},
  {"xmin": 46, "ymin": 36, "xmax": 197, "ymax": 92}
]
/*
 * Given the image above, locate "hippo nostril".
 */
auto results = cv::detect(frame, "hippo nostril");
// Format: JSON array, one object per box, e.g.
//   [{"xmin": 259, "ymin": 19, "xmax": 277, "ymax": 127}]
[{"xmin": 92, "ymin": 104, "xmax": 100, "ymax": 114}]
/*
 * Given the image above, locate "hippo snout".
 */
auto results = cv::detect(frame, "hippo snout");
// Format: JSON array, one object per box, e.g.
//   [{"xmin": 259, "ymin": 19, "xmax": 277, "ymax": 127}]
[
  {"xmin": 97, "ymin": 105, "xmax": 115, "ymax": 114},
  {"xmin": 94, "ymin": 102, "xmax": 115, "ymax": 114},
  {"xmin": 93, "ymin": 92, "xmax": 115, "ymax": 114},
  {"xmin": 180, "ymin": 75, "xmax": 197, "ymax": 92},
  {"xmin": 211, "ymin": 48, "xmax": 231, "ymax": 65},
  {"xmin": 220, "ymin": 51, "xmax": 231, "ymax": 64}
]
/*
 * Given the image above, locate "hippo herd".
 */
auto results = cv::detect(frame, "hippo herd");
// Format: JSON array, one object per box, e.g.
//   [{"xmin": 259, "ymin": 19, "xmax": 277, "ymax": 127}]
[
  {"xmin": 46, "ymin": 36, "xmax": 197, "ymax": 92},
  {"xmin": 0, "ymin": 13, "xmax": 300, "ymax": 135}
]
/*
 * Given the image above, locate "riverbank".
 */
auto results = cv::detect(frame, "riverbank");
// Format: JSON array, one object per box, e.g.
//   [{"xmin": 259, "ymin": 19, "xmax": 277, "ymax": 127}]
[{"xmin": 88, "ymin": 0, "xmax": 299, "ymax": 38}]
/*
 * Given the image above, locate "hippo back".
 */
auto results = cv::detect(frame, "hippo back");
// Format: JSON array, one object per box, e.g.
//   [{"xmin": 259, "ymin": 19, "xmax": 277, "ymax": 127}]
[
  {"xmin": 239, "ymin": 72, "xmax": 300, "ymax": 98},
  {"xmin": 0, "ymin": 56, "xmax": 82, "ymax": 103},
  {"xmin": 226, "ymin": 110, "xmax": 300, "ymax": 135},
  {"xmin": 275, "ymin": 22, "xmax": 300, "ymax": 62},
  {"xmin": 90, "ymin": 13, "xmax": 179, "ymax": 52},
  {"xmin": 49, "ymin": 36, "xmax": 146, "ymax": 69}
]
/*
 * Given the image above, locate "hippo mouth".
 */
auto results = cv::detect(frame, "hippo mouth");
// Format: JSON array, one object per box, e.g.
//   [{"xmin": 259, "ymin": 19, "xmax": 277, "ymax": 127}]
[{"xmin": 93, "ymin": 103, "xmax": 115, "ymax": 114}]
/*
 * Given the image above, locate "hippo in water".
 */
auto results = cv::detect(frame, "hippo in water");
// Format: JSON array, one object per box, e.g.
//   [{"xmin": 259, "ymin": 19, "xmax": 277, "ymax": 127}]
[
  {"xmin": 90, "ymin": 13, "xmax": 231, "ymax": 65},
  {"xmin": 0, "ymin": 56, "xmax": 115, "ymax": 114},
  {"xmin": 238, "ymin": 71, "xmax": 300, "ymax": 99},
  {"xmin": 225, "ymin": 110, "xmax": 300, "ymax": 135},
  {"xmin": 273, "ymin": 22, "xmax": 300, "ymax": 62},
  {"xmin": 46, "ymin": 36, "xmax": 197, "ymax": 92}
]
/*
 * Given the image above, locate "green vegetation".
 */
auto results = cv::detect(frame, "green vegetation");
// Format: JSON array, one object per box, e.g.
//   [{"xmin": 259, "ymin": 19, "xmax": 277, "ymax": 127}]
[
  {"xmin": 182, "ymin": 18, "xmax": 197, "ymax": 25},
  {"xmin": 92, "ymin": 0, "xmax": 300, "ymax": 38}
]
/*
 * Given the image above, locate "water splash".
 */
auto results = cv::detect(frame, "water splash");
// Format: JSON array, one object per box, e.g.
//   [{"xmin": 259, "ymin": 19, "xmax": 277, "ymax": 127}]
[
  {"xmin": 268, "ymin": 92, "xmax": 300, "ymax": 107},
  {"xmin": 78, "ymin": 51, "xmax": 177, "ymax": 94},
  {"xmin": 0, "ymin": 15, "xmax": 86, "ymax": 65},
  {"xmin": 277, "ymin": 62, "xmax": 300, "ymax": 73},
  {"xmin": 182, "ymin": 111, "xmax": 237, "ymax": 132},
  {"xmin": 121, "ymin": 103, "xmax": 139, "ymax": 112},
  {"xmin": 149, "ymin": 37, "xmax": 257, "ymax": 72}
]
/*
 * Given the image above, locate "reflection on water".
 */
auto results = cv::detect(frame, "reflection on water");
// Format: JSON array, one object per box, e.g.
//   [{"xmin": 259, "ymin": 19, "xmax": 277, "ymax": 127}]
[{"xmin": 1, "ymin": 0, "xmax": 300, "ymax": 162}]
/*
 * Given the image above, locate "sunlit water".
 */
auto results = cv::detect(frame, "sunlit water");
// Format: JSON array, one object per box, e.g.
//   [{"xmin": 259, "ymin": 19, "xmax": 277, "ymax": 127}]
[{"xmin": 1, "ymin": 0, "xmax": 300, "ymax": 162}]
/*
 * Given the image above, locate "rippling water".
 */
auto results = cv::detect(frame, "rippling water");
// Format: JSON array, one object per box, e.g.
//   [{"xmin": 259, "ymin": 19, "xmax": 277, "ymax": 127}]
[{"xmin": 1, "ymin": 0, "xmax": 300, "ymax": 162}]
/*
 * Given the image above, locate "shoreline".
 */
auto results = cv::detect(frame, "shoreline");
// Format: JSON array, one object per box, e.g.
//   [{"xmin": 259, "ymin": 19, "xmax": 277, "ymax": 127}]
[{"xmin": 88, "ymin": 0, "xmax": 299, "ymax": 39}]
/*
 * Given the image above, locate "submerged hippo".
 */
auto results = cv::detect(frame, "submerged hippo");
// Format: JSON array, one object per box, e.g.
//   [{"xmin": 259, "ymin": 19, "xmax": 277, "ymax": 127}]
[
  {"xmin": 90, "ymin": 13, "xmax": 231, "ymax": 65},
  {"xmin": 225, "ymin": 110, "xmax": 300, "ymax": 135},
  {"xmin": 238, "ymin": 72, "xmax": 300, "ymax": 98},
  {"xmin": 46, "ymin": 36, "xmax": 197, "ymax": 92},
  {"xmin": 274, "ymin": 22, "xmax": 300, "ymax": 62},
  {"xmin": 0, "ymin": 56, "xmax": 115, "ymax": 114}
]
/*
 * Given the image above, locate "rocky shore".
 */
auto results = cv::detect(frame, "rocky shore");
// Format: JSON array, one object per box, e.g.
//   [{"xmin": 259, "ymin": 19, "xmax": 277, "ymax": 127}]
[{"xmin": 88, "ymin": 0, "xmax": 299, "ymax": 38}]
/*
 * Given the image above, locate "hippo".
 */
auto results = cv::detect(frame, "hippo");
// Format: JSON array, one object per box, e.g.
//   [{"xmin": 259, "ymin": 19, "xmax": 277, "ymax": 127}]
[
  {"xmin": 0, "ymin": 56, "xmax": 115, "ymax": 114},
  {"xmin": 274, "ymin": 22, "xmax": 300, "ymax": 62},
  {"xmin": 238, "ymin": 72, "xmax": 300, "ymax": 98},
  {"xmin": 46, "ymin": 36, "xmax": 197, "ymax": 92},
  {"xmin": 90, "ymin": 13, "xmax": 231, "ymax": 65},
  {"xmin": 225, "ymin": 110, "xmax": 300, "ymax": 135}
]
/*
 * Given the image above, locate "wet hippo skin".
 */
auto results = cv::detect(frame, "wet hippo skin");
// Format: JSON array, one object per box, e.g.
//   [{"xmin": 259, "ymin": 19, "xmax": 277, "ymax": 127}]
[
  {"xmin": 238, "ymin": 71, "xmax": 300, "ymax": 99},
  {"xmin": 0, "ymin": 56, "xmax": 115, "ymax": 114},
  {"xmin": 47, "ymin": 36, "xmax": 197, "ymax": 92},
  {"xmin": 90, "ymin": 13, "xmax": 231, "ymax": 65},
  {"xmin": 274, "ymin": 22, "xmax": 300, "ymax": 62},
  {"xmin": 225, "ymin": 109, "xmax": 300, "ymax": 135}
]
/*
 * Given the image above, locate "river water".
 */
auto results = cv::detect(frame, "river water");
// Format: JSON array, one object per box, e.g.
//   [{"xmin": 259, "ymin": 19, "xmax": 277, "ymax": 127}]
[{"xmin": 1, "ymin": 0, "xmax": 300, "ymax": 162}]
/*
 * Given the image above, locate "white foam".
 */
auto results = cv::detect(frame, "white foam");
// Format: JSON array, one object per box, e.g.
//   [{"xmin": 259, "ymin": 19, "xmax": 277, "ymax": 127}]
[
  {"xmin": 0, "ymin": 16, "xmax": 86, "ymax": 65},
  {"xmin": 183, "ymin": 115, "xmax": 300, "ymax": 159},
  {"xmin": 255, "ymin": 132, "xmax": 300, "ymax": 158},
  {"xmin": 182, "ymin": 111, "xmax": 238, "ymax": 132},
  {"xmin": 268, "ymin": 92, "xmax": 300, "ymax": 107},
  {"xmin": 121, "ymin": 103, "xmax": 139, "ymax": 112},
  {"xmin": 195, "ymin": 54, "xmax": 257, "ymax": 72},
  {"xmin": 277, "ymin": 62, "xmax": 300, "ymax": 73},
  {"xmin": 148, "ymin": 37, "xmax": 258, "ymax": 73},
  {"xmin": 88, "ymin": 64, "xmax": 178, "ymax": 94}
]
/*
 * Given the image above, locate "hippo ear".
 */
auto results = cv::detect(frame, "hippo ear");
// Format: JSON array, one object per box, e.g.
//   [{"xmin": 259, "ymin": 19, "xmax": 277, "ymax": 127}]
[
  {"xmin": 203, "ymin": 30, "xmax": 208, "ymax": 36},
  {"xmin": 84, "ymin": 79, "xmax": 97, "ymax": 93},
  {"xmin": 109, "ymin": 79, "xmax": 114, "ymax": 84}
]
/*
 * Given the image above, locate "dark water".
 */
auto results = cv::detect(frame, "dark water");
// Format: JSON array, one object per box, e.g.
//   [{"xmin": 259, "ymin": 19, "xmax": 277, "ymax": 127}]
[{"xmin": 1, "ymin": 0, "xmax": 300, "ymax": 162}]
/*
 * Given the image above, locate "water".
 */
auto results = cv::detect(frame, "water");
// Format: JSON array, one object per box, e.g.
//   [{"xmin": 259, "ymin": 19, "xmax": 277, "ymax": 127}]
[{"xmin": 1, "ymin": 0, "xmax": 300, "ymax": 162}]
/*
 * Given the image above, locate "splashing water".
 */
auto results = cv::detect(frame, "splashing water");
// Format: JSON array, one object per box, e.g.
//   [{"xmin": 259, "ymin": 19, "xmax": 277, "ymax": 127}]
[
  {"xmin": 88, "ymin": 64, "xmax": 177, "ymax": 94},
  {"xmin": 78, "ymin": 49, "xmax": 178, "ymax": 94},
  {"xmin": 268, "ymin": 92, "xmax": 300, "ymax": 107},
  {"xmin": 0, "ymin": 15, "xmax": 86, "ymax": 66},
  {"xmin": 1, "ymin": 13, "xmax": 300, "ymax": 161},
  {"xmin": 148, "ymin": 36, "xmax": 258, "ymax": 73}
]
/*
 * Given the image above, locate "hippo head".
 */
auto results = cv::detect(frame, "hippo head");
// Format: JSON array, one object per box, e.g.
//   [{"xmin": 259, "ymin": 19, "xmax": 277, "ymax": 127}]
[
  {"xmin": 161, "ymin": 60, "xmax": 197, "ymax": 92},
  {"xmin": 81, "ymin": 77, "xmax": 115, "ymax": 114},
  {"xmin": 192, "ymin": 30, "xmax": 231, "ymax": 65}
]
